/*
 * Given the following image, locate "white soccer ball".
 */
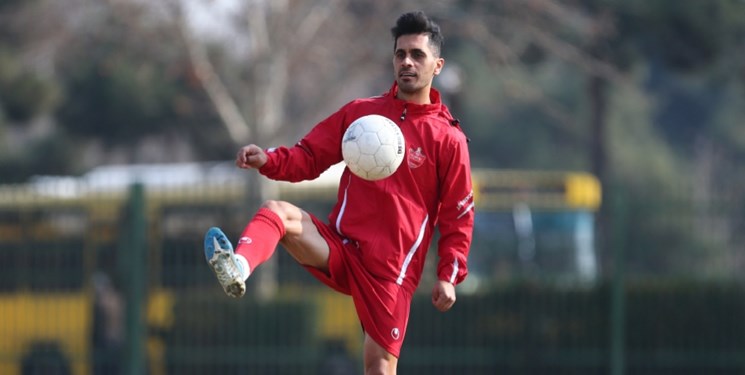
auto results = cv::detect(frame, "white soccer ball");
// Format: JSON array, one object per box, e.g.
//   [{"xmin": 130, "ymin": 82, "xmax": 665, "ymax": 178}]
[{"xmin": 341, "ymin": 114, "xmax": 405, "ymax": 181}]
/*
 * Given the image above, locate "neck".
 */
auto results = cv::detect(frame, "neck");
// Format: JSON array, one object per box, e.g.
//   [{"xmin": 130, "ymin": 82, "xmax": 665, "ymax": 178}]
[{"xmin": 396, "ymin": 87, "xmax": 432, "ymax": 105}]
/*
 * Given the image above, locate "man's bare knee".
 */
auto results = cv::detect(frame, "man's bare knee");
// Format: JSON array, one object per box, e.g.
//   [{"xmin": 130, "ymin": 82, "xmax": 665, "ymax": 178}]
[
  {"xmin": 261, "ymin": 200, "xmax": 296, "ymax": 220},
  {"xmin": 260, "ymin": 200, "xmax": 303, "ymax": 233},
  {"xmin": 260, "ymin": 200, "xmax": 330, "ymax": 269}
]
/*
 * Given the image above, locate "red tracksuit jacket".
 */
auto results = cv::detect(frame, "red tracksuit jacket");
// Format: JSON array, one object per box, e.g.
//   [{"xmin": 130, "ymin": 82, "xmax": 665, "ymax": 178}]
[{"xmin": 259, "ymin": 82, "xmax": 474, "ymax": 294}]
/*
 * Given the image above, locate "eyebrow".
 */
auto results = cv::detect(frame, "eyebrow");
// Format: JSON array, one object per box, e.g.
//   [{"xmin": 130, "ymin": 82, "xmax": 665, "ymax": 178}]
[{"xmin": 395, "ymin": 47, "xmax": 427, "ymax": 54}]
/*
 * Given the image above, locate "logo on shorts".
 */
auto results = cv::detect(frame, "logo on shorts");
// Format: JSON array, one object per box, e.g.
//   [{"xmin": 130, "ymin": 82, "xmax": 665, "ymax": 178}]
[
  {"xmin": 238, "ymin": 237, "xmax": 252, "ymax": 245},
  {"xmin": 391, "ymin": 328, "xmax": 400, "ymax": 340}
]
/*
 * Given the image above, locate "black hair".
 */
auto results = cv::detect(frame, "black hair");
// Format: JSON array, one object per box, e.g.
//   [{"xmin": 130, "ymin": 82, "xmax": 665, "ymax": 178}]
[{"xmin": 390, "ymin": 11, "xmax": 444, "ymax": 57}]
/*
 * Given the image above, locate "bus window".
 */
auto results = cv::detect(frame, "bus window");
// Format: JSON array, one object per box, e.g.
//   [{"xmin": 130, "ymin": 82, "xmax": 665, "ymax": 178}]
[
  {"xmin": 470, "ymin": 169, "xmax": 601, "ymax": 285},
  {"xmin": 0, "ymin": 207, "xmax": 88, "ymax": 292}
]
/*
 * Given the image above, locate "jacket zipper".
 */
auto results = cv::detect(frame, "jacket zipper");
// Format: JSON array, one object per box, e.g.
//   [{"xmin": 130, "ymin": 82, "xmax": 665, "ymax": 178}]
[{"xmin": 400, "ymin": 105, "xmax": 407, "ymax": 122}]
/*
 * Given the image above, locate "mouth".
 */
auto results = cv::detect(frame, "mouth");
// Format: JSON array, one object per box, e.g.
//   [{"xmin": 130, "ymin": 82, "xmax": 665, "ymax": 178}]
[{"xmin": 399, "ymin": 71, "xmax": 417, "ymax": 79}]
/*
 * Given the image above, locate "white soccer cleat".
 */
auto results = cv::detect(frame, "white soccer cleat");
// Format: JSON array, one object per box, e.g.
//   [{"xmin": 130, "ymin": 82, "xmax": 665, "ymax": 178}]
[{"xmin": 204, "ymin": 227, "xmax": 248, "ymax": 298}]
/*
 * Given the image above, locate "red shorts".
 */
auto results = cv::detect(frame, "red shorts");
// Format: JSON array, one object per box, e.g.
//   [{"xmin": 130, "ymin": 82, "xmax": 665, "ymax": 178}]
[{"xmin": 306, "ymin": 214, "xmax": 412, "ymax": 358}]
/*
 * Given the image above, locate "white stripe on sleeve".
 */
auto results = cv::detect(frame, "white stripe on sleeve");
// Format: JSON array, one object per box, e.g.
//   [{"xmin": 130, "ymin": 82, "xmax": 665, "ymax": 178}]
[
  {"xmin": 449, "ymin": 259, "xmax": 459, "ymax": 284},
  {"xmin": 457, "ymin": 202, "xmax": 474, "ymax": 219}
]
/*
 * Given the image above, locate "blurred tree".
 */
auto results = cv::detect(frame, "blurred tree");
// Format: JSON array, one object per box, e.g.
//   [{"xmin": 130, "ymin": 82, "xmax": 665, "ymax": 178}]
[
  {"xmin": 50, "ymin": 0, "xmax": 229, "ymax": 165},
  {"xmin": 57, "ymin": 51, "xmax": 179, "ymax": 145},
  {"xmin": 0, "ymin": 0, "xmax": 744, "ymax": 277},
  {"xmin": 0, "ymin": 54, "xmax": 59, "ymax": 123},
  {"xmin": 165, "ymin": 0, "xmax": 398, "ymax": 147},
  {"xmin": 0, "ymin": 0, "xmax": 65, "ymax": 181},
  {"xmin": 607, "ymin": 0, "xmax": 745, "ymax": 276},
  {"xmin": 0, "ymin": 0, "xmax": 59, "ymax": 124},
  {"xmin": 437, "ymin": 0, "xmax": 745, "ymax": 276}
]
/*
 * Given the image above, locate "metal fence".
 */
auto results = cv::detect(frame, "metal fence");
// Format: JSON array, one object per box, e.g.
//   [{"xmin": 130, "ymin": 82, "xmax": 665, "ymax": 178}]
[{"xmin": 1, "ymin": 170, "xmax": 744, "ymax": 375}]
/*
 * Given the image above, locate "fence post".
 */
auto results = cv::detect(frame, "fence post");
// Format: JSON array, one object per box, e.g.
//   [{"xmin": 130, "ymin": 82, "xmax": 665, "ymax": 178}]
[
  {"xmin": 120, "ymin": 183, "xmax": 147, "ymax": 375},
  {"xmin": 609, "ymin": 191, "xmax": 627, "ymax": 375}
]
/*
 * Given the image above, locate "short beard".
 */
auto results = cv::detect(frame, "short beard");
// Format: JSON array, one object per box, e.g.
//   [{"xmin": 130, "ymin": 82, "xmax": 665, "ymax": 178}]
[{"xmin": 397, "ymin": 78, "xmax": 425, "ymax": 94}]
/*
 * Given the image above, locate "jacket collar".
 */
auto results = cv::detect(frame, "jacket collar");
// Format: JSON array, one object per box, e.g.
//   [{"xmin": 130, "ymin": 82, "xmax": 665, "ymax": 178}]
[{"xmin": 387, "ymin": 82, "xmax": 443, "ymax": 114}]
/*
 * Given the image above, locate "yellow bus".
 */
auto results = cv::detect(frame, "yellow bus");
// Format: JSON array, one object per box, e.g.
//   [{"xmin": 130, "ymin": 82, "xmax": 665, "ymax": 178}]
[
  {"xmin": 468, "ymin": 168, "xmax": 601, "ymax": 286},
  {"xmin": 0, "ymin": 162, "xmax": 600, "ymax": 374}
]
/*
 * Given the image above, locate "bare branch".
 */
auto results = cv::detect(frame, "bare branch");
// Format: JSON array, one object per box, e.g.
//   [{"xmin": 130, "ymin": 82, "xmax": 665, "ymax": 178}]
[
  {"xmin": 170, "ymin": 1, "xmax": 250, "ymax": 144},
  {"xmin": 463, "ymin": 21, "xmax": 521, "ymax": 66},
  {"xmin": 502, "ymin": 78, "xmax": 585, "ymax": 141},
  {"xmin": 289, "ymin": 0, "xmax": 346, "ymax": 51},
  {"xmin": 462, "ymin": 17, "xmax": 583, "ymax": 140},
  {"xmin": 523, "ymin": 21, "xmax": 628, "ymax": 85},
  {"xmin": 524, "ymin": 0, "xmax": 595, "ymax": 35}
]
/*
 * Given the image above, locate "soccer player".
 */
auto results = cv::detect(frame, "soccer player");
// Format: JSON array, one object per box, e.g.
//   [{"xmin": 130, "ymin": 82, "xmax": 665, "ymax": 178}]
[{"xmin": 204, "ymin": 11, "xmax": 474, "ymax": 375}]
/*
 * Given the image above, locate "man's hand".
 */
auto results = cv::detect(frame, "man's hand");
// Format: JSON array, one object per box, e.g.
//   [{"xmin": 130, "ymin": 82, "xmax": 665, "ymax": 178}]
[
  {"xmin": 236, "ymin": 144, "xmax": 268, "ymax": 169},
  {"xmin": 431, "ymin": 280, "xmax": 456, "ymax": 312}
]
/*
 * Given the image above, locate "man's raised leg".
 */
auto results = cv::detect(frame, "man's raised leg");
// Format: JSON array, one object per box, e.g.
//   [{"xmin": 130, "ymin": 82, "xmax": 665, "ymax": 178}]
[{"xmin": 205, "ymin": 199, "xmax": 330, "ymax": 297}]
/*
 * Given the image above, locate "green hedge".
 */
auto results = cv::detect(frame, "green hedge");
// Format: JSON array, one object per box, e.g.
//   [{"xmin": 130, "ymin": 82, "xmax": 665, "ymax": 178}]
[
  {"xmin": 161, "ymin": 281, "xmax": 745, "ymax": 374},
  {"xmin": 401, "ymin": 280, "xmax": 745, "ymax": 374},
  {"xmin": 164, "ymin": 292, "xmax": 320, "ymax": 375}
]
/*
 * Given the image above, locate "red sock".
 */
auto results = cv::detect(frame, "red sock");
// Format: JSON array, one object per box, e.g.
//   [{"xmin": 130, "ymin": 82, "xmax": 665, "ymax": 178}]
[{"xmin": 235, "ymin": 207, "xmax": 286, "ymax": 272}]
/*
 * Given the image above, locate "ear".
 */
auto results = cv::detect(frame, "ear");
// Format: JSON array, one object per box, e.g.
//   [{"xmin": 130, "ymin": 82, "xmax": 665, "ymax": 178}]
[{"xmin": 434, "ymin": 58, "xmax": 445, "ymax": 76}]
